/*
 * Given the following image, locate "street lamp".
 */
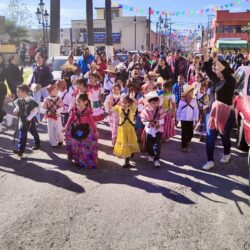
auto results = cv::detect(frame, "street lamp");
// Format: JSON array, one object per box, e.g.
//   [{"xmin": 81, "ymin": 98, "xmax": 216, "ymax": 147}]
[
  {"xmin": 35, "ymin": 0, "xmax": 50, "ymax": 58},
  {"xmin": 134, "ymin": 16, "xmax": 137, "ymax": 50}
]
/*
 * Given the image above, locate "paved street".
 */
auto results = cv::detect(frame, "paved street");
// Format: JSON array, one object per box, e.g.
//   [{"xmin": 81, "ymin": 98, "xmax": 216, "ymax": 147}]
[{"xmin": 0, "ymin": 116, "xmax": 250, "ymax": 250}]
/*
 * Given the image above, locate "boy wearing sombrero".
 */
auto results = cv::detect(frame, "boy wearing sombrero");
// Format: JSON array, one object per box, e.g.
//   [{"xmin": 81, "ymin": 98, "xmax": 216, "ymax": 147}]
[{"xmin": 176, "ymin": 84, "xmax": 199, "ymax": 152}]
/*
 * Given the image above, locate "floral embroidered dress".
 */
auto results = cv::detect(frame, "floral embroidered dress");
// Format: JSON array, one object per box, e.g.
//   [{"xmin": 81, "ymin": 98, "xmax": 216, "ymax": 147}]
[
  {"xmin": 162, "ymin": 92, "xmax": 176, "ymax": 140},
  {"xmin": 104, "ymin": 94, "xmax": 120, "ymax": 145},
  {"xmin": 88, "ymin": 84, "xmax": 104, "ymax": 122},
  {"xmin": 113, "ymin": 104, "xmax": 140, "ymax": 158},
  {"xmin": 65, "ymin": 106, "xmax": 98, "ymax": 169}
]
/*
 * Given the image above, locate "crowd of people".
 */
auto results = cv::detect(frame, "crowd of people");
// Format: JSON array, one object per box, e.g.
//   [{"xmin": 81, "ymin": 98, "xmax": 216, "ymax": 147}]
[{"xmin": 0, "ymin": 47, "xmax": 249, "ymax": 170}]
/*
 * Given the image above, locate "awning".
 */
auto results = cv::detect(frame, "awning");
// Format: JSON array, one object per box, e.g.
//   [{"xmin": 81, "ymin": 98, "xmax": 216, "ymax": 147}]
[{"xmin": 216, "ymin": 40, "xmax": 248, "ymax": 49}]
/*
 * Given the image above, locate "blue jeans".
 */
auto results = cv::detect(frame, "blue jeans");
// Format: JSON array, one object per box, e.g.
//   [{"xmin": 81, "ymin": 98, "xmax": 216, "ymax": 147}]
[
  {"xmin": 18, "ymin": 120, "xmax": 40, "ymax": 153},
  {"xmin": 206, "ymin": 110, "xmax": 235, "ymax": 161}
]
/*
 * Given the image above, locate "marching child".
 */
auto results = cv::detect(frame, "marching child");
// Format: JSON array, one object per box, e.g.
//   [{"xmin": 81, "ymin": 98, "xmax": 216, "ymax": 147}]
[
  {"xmin": 113, "ymin": 94, "xmax": 140, "ymax": 168},
  {"xmin": 13, "ymin": 84, "xmax": 40, "ymax": 157},
  {"xmin": 162, "ymin": 80, "xmax": 176, "ymax": 142},
  {"xmin": 176, "ymin": 84, "xmax": 199, "ymax": 152},
  {"xmin": 103, "ymin": 66, "xmax": 117, "ymax": 97},
  {"xmin": 69, "ymin": 78, "xmax": 88, "ymax": 110},
  {"xmin": 42, "ymin": 85, "xmax": 64, "ymax": 148},
  {"xmin": 194, "ymin": 82, "xmax": 209, "ymax": 142},
  {"xmin": 87, "ymin": 71, "xmax": 104, "ymax": 122},
  {"xmin": 68, "ymin": 75, "xmax": 78, "ymax": 96},
  {"xmin": 63, "ymin": 93, "xmax": 98, "ymax": 169},
  {"xmin": 140, "ymin": 91, "xmax": 166, "ymax": 168},
  {"xmin": 56, "ymin": 79, "xmax": 72, "ymax": 126},
  {"xmin": 104, "ymin": 84, "xmax": 121, "ymax": 145},
  {"xmin": 172, "ymin": 74, "xmax": 186, "ymax": 107}
]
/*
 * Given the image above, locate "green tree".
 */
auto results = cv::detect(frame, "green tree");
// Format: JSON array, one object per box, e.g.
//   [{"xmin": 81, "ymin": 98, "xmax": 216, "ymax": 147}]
[{"xmin": 4, "ymin": 18, "xmax": 27, "ymax": 45}]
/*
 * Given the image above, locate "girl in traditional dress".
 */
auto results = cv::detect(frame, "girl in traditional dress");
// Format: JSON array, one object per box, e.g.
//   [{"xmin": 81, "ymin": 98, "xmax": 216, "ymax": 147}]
[
  {"xmin": 63, "ymin": 93, "xmax": 98, "ymax": 169},
  {"xmin": 113, "ymin": 94, "xmax": 140, "ymax": 168},
  {"xmin": 104, "ymin": 84, "xmax": 121, "ymax": 145},
  {"xmin": 69, "ymin": 78, "xmax": 88, "ymax": 110},
  {"xmin": 162, "ymin": 80, "xmax": 176, "ymax": 142},
  {"xmin": 194, "ymin": 82, "xmax": 209, "ymax": 142},
  {"xmin": 87, "ymin": 71, "xmax": 104, "ymax": 122}
]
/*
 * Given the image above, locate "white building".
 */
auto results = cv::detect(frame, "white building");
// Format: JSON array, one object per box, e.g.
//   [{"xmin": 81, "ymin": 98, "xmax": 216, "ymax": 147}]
[{"xmin": 71, "ymin": 7, "xmax": 149, "ymax": 51}]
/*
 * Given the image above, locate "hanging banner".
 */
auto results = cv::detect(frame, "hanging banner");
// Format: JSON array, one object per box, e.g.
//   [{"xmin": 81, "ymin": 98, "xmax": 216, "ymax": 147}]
[{"xmin": 112, "ymin": 0, "xmax": 249, "ymax": 17}]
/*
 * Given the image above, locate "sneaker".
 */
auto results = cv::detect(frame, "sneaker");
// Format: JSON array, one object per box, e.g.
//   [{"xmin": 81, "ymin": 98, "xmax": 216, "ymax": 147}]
[
  {"xmin": 202, "ymin": 161, "xmax": 215, "ymax": 170},
  {"xmin": 13, "ymin": 150, "xmax": 23, "ymax": 157},
  {"xmin": 154, "ymin": 160, "xmax": 161, "ymax": 168},
  {"xmin": 32, "ymin": 145, "xmax": 40, "ymax": 150},
  {"xmin": 220, "ymin": 154, "xmax": 231, "ymax": 164},
  {"xmin": 148, "ymin": 156, "xmax": 154, "ymax": 163}
]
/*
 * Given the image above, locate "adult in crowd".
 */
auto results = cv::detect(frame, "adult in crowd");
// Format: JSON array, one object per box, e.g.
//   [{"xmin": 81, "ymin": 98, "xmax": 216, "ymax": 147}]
[
  {"xmin": 154, "ymin": 56, "xmax": 173, "ymax": 81},
  {"xmin": 30, "ymin": 52, "xmax": 53, "ymax": 122},
  {"xmin": 174, "ymin": 50, "xmax": 188, "ymax": 82},
  {"xmin": 202, "ymin": 53, "xmax": 236, "ymax": 170},
  {"xmin": 61, "ymin": 54, "xmax": 80, "ymax": 89},
  {"xmin": 187, "ymin": 55, "xmax": 201, "ymax": 84},
  {"xmin": 19, "ymin": 44, "xmax": 27, "ymax": 67},
  {"xmin": 6, "ymin": 56, "xmax": 23, "ymax": 98},
  {"xmin": 0, "ymin": 53, "xmax": 7, "ymax": 132},
  {"xmin": 127, "ymin": 54, "xmax": 138, "ymax": 77},
  {"xmin": 77, "ymin": 47, "xmax": 94, "ymax": 75},
  {"xmin": 92, "ymin": 53, "xmax": 107, "ymax": 78}
]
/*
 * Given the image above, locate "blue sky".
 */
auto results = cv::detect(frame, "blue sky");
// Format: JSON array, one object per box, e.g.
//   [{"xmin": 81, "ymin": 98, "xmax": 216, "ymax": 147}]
[{"xmin": 0, "ymin": 0, "xmax": 249, "ymax": 31}]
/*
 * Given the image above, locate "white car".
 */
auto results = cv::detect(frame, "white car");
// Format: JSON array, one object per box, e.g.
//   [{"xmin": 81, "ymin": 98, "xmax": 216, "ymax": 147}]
[
  {"xmin": 26, "ymin": 56, "xmax": 80, "ymax": 83},
  {"xmin": 47, "ymin": 56, "xmax": 80, "ymax": 80}
]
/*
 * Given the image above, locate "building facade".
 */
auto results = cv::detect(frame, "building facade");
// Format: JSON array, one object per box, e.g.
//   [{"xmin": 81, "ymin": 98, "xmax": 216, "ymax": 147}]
[
  {"xmin": 71, "ymin": 7, "xmax": 149, "ymax": 51},
  {"xmin": 209, "ymin": 10, "xmax": 250, "ymax": 50}
]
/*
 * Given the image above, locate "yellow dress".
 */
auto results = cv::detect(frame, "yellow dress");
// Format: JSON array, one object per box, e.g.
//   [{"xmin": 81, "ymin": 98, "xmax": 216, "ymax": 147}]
[{"xmin": 113, "ymin": 104, "xmax": 140, "ymax": 158}]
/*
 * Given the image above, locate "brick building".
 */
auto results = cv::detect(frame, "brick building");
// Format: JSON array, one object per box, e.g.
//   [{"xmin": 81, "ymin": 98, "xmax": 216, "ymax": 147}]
[{"xmin": 209, "ymin": 10, "xmax": 250, "ymax": 50}]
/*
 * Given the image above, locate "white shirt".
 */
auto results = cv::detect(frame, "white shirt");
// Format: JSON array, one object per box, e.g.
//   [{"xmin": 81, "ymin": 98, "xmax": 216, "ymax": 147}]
[
  {"xmin": 103, "ymin": 74, "xmax": 116, "ymax": 91},
  {"xmin": 176, "ymin": 99, "xmax": 199, "ymax": 122},
  {"xmin": 58, "ymin": 90, "xmax": 72, "ymax": 113}
]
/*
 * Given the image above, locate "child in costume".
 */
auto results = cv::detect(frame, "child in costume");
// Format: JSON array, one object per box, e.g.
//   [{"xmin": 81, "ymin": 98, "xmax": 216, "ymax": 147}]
[
  {"xmin": 13, "ymin": 84, "xmax": 40, "ymax": 157},
  {"xmin": 104, "ymin": 84, "xmax": 121, "ymax": 145},
  {"xmin": 103, "ymin": 66, "xmax": 117, "ymax": 97},
  {"xmin": 87, "ymin": 71, "xmax": 104, "ymax": 122},
  {"xmin": 68, "ymin": 75, "xmax": 78, "ymax": 96},
  {"xmin": 56, "ymin": 79, "xmax": 72, "ymax": 127},
  {"xmin": 140, "ymin": 91, "xmax": 166, "ymax": 168},
  {"xmin": 63, "ymin": 93, "xmax": 98, "ymax": 169},
  {"xmin": 42, "ymin": 85, "xmax": 64, "ymax": 148},
  {"xmin": 113, "ymin": 94, "xmax": 140, "ymax": 168},
  {"xmin": 194, "ymin": 82, "xmax": 209, "ymax": 142},
  {"xmin": 69, "ymin": 78, "xmax": 88, "ymax": 111},
  {"xmin": 162, "ymin": 80, "xmax": 176, "ymax": 142},
  {"xmin": 176, "ymin": 84, "xmax": 199, "ymax": 152}
]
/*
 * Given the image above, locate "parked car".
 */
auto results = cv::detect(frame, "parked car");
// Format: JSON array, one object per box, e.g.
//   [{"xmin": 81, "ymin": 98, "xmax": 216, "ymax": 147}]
[
  {"xmin": 233, "ymin": 66, "xmax": 250, "ymax": 189},
  {"xmin": 26, "ymin": 56, "xmax": 80, "ymax": 83},
  {"xmin": 47, "ymin": 56, "xmax": 80, "ymax": 80}
]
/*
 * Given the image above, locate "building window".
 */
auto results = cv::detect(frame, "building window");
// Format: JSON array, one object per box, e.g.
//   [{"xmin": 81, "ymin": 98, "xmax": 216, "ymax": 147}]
[{"xmin": 93, "ymin": 28, "xmax": 106, "ymax": 33}]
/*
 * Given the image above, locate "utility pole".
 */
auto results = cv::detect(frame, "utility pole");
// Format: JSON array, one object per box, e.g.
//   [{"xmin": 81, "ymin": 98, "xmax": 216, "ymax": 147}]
[
  {"xmin": 105, "ymin": 0, "xmax": 113, "ymax": 59},
  {"xmin": 86, "ymin": 0, "xmax": 94, "ymax": 54},
  {"xmin": 156, "ymin": 22, "xmax": 159, "ymax": 48},
  {"xmin": 49, "ymin": 0, "xmax": 60, "ymax": 57},
  {"xmin": 148, "ymin": 7, "xmax": 151, "ymax": 50},
  {"xmin": 134, "ymin": 16, "xmax": 137, "ymax": 50}
]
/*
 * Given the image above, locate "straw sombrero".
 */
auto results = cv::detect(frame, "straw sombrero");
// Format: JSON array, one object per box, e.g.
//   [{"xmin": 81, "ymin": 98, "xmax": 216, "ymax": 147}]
[
  {"xmin": 61, "ymin": 63, "xmax": 77, "ymax": 71},
  {"xmin": 104, "ymin": 66, "xmax": 117, "ymax": 74}
]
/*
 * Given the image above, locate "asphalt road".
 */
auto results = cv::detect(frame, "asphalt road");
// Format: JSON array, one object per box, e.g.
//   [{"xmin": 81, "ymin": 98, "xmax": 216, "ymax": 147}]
[{"xmin": 0, "ymin": 115, "xmax": 250, "ymax": 250}]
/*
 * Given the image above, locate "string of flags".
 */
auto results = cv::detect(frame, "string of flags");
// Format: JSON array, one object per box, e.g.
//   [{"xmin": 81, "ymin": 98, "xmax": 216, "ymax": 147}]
[{"xmin": 112, "ymin": 0, "xmax": 250, "ymax": 17}]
